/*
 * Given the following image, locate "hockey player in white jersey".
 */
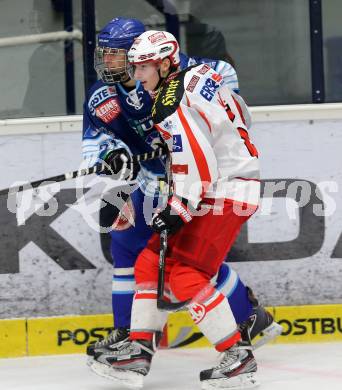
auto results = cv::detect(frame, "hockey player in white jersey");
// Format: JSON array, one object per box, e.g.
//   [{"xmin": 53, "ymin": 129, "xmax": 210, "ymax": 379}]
[{"xmin": 91, "ymin": 30, "xmax": 262, "ymax": 389}]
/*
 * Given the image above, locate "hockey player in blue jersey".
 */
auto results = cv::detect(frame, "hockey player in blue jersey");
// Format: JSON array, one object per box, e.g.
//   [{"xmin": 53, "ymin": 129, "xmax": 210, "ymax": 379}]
[{"xmin": 82, "ymin": 17, "xmax": 282, "ymax": 374}]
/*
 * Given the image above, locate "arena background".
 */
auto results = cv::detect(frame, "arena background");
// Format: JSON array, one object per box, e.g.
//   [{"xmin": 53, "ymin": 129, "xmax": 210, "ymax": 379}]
[{"xmin": 0, "ymin": 0, "xmax": 342, "ymax": 358}]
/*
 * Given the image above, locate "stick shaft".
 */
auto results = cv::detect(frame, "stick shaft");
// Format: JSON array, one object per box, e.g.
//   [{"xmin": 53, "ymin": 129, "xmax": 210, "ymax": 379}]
[{"xmin": 0, "ymin": 147, "xmax": 165, "ymax": 196}]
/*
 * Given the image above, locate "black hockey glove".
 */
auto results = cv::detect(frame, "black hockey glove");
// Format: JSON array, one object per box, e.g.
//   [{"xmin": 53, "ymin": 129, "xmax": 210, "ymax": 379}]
[
  {"xmin": 151, "ymin": 196, "xmax": 193, "ymax": 235},
  {"xmin": 103, "ymin": 148, "xmax": 140, "ymax": 180}
]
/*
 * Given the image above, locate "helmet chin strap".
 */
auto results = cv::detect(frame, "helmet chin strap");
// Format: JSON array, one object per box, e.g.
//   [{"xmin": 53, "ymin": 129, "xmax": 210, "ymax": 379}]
[{"xmin": 155, "ymin": 67, "xmax": 171, "ymax": 90}]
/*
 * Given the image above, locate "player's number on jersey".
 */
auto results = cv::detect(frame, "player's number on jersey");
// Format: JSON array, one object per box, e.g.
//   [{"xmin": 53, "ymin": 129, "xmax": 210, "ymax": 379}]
[{"xmin": 238, "ymin": 127, "xmax": 259, "ymax": 158}]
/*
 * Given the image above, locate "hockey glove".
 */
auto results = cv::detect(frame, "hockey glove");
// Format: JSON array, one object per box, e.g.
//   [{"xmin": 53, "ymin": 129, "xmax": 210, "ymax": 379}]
[
  {"xmin": 103, "ymin": 148, "xmax": 140, "ymax": 180},
  {"xmin": 151, "ymin": 196, "xmax": 193, "ymax": 235}
]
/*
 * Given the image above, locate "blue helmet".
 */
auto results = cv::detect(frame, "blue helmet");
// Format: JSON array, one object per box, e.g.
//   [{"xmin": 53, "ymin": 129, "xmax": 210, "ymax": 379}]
[
  {"xmin": 95, "ymin": 17, "xmax": 145, "ymax": 84},
  {"xmin": 97, "ymin": 17, "xmax": 145, "ymax": 50}
]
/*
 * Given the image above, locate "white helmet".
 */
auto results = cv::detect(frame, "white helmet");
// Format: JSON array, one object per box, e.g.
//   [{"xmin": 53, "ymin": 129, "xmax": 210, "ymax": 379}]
[{"xmin": 127, "ymin": 30, "xmax": 180, "ymax": 66}]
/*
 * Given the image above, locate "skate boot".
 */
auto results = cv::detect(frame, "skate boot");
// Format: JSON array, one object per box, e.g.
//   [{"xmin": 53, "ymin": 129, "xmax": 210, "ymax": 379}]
[
  {"xmin": 90, "ymin": 339, "xmax": 154, "ymax": 388},
  {"xmin": 241, "ymin": 288, "xmax": 283, "ymax": 349},
  {"xmin": 200, "ymin": 341, "xmax": 258, "ymax": 389},
  {"xmin": 86, "ymin": 327, "xmax": 130, "ymax": 365}
]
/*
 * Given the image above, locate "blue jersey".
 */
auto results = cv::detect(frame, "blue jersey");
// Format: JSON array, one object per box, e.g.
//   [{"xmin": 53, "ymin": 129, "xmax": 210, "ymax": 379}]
[{"xmin": 82, "ymin": 54, "xmax": 239, "ymax": 195}]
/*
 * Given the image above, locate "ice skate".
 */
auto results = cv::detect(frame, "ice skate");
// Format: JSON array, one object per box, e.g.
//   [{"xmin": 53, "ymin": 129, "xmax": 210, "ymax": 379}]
[
  {"xmin": 86, "ymin": 327, "xmax": 130, "ymax": 366},
  {"xmin": 200, "ymin": 342, "xmax": 258, "ymax": 389},
  {"xmin": 89, "ymin": 339, "xmax": 154, "ymax": 388},
  {"xmin": 241, "ymin": 288, "xmax": 283, "ymax": 349},
  {"xmin": 240, "ymin": 306, "xmax": 283, "ymax": 350}
]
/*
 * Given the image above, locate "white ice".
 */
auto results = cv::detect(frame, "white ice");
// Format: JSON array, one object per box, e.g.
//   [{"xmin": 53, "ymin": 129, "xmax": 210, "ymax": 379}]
[{"xmin": 1, "ymin": 343, "xmax": 342, "ymax": 390}]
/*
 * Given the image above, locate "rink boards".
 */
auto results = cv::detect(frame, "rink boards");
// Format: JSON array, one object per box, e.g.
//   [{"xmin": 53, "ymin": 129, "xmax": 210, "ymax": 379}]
[{"xmin": 1, "ymin": 304, "xmax": 342, "ymax": 358}]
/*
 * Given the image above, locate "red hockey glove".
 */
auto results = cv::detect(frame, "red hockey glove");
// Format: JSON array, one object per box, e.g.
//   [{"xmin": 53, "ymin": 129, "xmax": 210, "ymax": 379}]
[{"xmin": 151, "ymin": 196, "xmax": 193, "ymax": 235}]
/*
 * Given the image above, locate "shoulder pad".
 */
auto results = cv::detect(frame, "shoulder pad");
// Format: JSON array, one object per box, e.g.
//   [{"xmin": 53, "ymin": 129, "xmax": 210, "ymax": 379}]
[{"xmin": 184, "ymin": 65, "xmax": 223, "ymax": 101}]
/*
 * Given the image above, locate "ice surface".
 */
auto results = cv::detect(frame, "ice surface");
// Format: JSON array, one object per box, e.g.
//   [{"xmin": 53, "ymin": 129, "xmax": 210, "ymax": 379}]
[{"xmin": 1, "ymin": 343, "xmax": 342, "ymax": 390}]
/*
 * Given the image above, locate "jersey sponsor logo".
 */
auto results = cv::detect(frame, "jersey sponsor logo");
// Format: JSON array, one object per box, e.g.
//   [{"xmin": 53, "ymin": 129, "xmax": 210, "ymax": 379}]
[
  {"xmin": 112, "ymin": 198, "xmax": 135, "ymax": 231},
  {"xmin": 148, "ymin": 31, "xmax": 167, "ymax": 44},
  {"xmin": 128, "ymin": 116, "xmax": 154, "ymax": 136},
  {"xmin": 197, "ymin": 64, "xmax": 211, "ymax": 75},
  {"xmin": 95, "ymin": 98, "xmax": 121, "ymax": 123},
  {"xmin": 161, "ymin": 80, "xmax": 180, "ymax": 106},
  {"xmin": 88, "ymin": 86, "xmax": 117, "ymax": 115},
  {"xmin": 200, "ymin": 78, "xmax": 220, "ymax": 101},
  {"xmin": 186, "ymin": 75, "xmax": 200, "ymax": 92},
  {"xmin": 173, "ymin": 134, "xmax": 183, "ymax": 152},
  {"xmin": 211, "ymin": 73, "xmax": 223, "ymax": 83},
  {"xmin": 189, "ymin": 303, "xmax": 206, "ymax": 324}
]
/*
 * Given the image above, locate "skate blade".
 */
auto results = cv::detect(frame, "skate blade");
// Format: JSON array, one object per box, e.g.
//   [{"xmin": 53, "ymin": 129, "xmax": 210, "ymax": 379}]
[
  {"xmin": 252, "ymin": 321, "xmax": 283, "ymax": 350},
  {"xmin": 201, "ymin": 372, "xmax": 259, "ymax": 389},
  {"xmin": 86, "ymin": 356, "xmax": 95, "ymax": 367},
  {"xmin": 90, "ymin": 360, "xmax": 144, "ymax": 389}
]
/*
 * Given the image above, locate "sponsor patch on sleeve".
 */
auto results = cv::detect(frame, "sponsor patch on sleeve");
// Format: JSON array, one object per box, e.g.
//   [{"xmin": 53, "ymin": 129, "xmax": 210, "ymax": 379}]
[
  {"xmin": 88, "ymin": 85, "xmax": 117, "ymax": 115},
  {"xmin": 186, "ymin": 75, "xmax": 200, "ymax": 92},
  {"xmin": 197, "ymin": 64, "xmax": 211, "ymax": 75},
  {"xmin": 95, "ymin": 98, "xmax": 121, "ymax": 123},
  {"xmin": 200, "ymin": 78, "xmax": 220, "ymax": 102}
]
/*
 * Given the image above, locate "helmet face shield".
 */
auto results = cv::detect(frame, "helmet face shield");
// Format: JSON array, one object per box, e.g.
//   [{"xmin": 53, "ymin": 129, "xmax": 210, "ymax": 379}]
[{"xmin": 94, "ymin": 47, "xmax": 130, "ymax": 84}]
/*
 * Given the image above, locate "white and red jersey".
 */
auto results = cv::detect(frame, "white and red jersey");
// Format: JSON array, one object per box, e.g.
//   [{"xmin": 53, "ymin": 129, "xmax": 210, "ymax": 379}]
[{"xmin": 152, "ymin": 64, "xmax": 260, "ymax": 210}]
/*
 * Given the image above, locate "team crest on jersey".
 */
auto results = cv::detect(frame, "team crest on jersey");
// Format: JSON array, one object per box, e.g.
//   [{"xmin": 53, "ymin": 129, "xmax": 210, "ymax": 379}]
[
  {"xmin": 95, "ymin": 98, "xmax": 121, "ymax": 123},
  {"xmin": 172, "ymin": 134, "xmax": 183, "ymax": 152},
  {"xmin": 189, "ymin": 303, "xmax": 206, "ymax": 324},
  {"xmin": 88, "ymin": 85, "xmax": 117, "ymax": 115},
  {"xmin": 148, "ymin": 31, "xmax": 167, "ymax": 44},
  {"xmin": 126, "ymin": 90, "xmax": 144, "ymax": 110},
  {"xmin": 186, "ymin": 75, "xmax": 200, "ymax": 92}
]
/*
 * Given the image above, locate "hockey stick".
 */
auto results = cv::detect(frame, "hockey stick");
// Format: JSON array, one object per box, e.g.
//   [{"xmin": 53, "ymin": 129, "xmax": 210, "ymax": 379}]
[
  {"xmin": 156, "ymin": 230, "xmax": 189, "ymax": 311},
  {"xmin": 156, "ymin": 154, "xmax": 189, "ymax": 312},
  {"xmin": 0, "ymin": 148, "xmax": 166, "ymax": 197}
]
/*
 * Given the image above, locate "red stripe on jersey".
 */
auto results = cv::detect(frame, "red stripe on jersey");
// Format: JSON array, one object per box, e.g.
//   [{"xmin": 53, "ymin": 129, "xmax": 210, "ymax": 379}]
[
  {"xmin": 232, "ymin": 95, "xmax": 246, "ymax": 126},
  {"xmin": 155, "ymin": 123, "xmax": 172, "ymax": 140},
  {"xmin": 176, "ymin": 106, "xmax": 211, "ymax": 194},
  {"xmin": 184, "ymin": 95, "xmax": 211, "ymax": 132},
  {"xmin": 217, "ymin": 92, "xmax": 235, "ymax": 122},
  {"xmin": 197, "ymin": 110, "xmax": 212, "ymax": 132},
  {"xmin": 135, "ymin": 293, "xmax": 157, "ymax": 300}
]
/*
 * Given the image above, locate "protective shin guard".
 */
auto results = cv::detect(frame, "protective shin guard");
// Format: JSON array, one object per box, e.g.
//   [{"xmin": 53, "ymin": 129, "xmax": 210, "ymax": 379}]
[
  {"xmin": 214, "ymin": 263, "xmax": 253, "ymax": 324},
  {"xmin": 188, "ymin": 285, "xmax": 240, "ymax": 352},
  {"xmin": 130, "ymin": 288, "xmax": 168, "ymax": 341}
]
